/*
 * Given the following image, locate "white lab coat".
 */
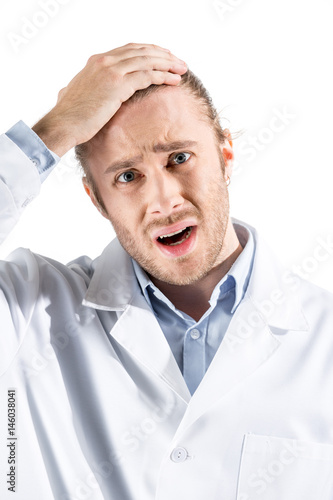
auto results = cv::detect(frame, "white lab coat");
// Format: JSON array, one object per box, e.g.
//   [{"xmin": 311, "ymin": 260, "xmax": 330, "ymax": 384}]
[{"xmin": 0, "ymin": 133, "xmax": 333, "ymax": 500}]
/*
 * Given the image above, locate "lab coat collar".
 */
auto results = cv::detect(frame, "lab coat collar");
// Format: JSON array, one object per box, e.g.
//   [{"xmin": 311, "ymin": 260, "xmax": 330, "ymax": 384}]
[
  {"xmin": 240, "ymin": 218, "xmax": 309, "ymax": 332},
  {"xmin": 83, "ymin": 218, "xmax": 308, "ymax": 333},
  {"xmin": 83, "ymin": 237, "xmax": 138, "ymax": 311}
]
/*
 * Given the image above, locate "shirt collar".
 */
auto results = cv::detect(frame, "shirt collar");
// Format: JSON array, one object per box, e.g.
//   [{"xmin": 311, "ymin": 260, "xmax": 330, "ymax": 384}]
[
  {"xmin": 83, "ymin": 219, "xmax": 308, "ymax": 333},
  {"xmin": 131, "ymin": 220, "xmax": 255, "ymax": 314}
]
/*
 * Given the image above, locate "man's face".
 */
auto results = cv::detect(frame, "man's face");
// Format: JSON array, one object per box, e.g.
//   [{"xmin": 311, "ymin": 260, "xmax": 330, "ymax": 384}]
[{"xmin": 85, "ymin": 87, "xmax": 233, "ymax": 286}]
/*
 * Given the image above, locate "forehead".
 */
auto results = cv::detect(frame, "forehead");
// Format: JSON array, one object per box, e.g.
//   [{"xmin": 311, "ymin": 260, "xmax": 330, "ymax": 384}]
[{"xmin": 91, "ymin": 87, "xmax": 211, "ymax": 159}]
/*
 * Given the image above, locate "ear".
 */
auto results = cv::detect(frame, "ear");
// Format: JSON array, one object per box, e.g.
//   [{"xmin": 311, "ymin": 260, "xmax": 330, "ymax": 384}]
[
  {"xmin": 219, "ymin": 128, "xmax": 234, "ymax": 183},
  {"xmin": 82, "ymin": 177, "xmax": 108, "ymax": 219}
]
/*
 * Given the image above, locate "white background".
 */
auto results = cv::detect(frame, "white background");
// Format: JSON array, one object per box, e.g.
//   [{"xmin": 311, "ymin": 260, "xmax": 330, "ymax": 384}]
[{"xmin": 0, "ymin": 0, "xmax": 332, "ymax": 291}]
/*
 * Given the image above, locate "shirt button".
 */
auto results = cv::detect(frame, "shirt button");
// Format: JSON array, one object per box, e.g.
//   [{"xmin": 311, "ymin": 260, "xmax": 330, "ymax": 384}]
[
  {"xmin": 30, "ymin": 158, "xmax": 39, "ymax": 167},
  {"xmin": 190, "ymin": 329, "xmax": 200, "ymax": 340},
  {"xmin": 170, "ymin": 447, "xmax": 188, "ymax": 463}
]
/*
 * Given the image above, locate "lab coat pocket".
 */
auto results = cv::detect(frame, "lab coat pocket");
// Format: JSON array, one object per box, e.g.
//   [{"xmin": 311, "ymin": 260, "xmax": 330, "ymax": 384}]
[{"xmin": 236, "ymin": 434, "xmax": 333, "ymax": 500}]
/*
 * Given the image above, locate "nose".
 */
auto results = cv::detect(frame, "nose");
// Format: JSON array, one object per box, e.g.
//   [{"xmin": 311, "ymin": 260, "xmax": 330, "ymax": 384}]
[{"xmin": 146, "ymin": 168, "xmax": 184, "ymax": 216}]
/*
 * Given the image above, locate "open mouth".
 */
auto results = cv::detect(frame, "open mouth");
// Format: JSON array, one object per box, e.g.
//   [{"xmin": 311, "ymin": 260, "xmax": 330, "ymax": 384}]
[
  {"xmin": 155, "ymin": 225, "xmax": 197, "ymax": 257},
  {"xmin": 157, "ymin": 226, "xmax": 193, "ymax": 246}
]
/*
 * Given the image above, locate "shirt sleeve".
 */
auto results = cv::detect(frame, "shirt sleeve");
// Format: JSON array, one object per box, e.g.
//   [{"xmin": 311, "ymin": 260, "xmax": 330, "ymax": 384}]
[{"xmin": 5, "ymin": 120, "xmax": 61, "ymax": 182}]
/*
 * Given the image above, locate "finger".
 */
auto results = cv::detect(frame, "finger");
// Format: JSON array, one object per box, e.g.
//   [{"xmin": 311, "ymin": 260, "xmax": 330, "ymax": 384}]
[
  {"xmin": 116, "ymin": 55, "xmax": 187, "ymax": 76},
  {"xmin": 124, "ymin": 70, "xmax": 183, "ymax": 97},
  {"xmin": 101, "ymin": 43, "xmax": 184, "ymax": 67},
  {"xmin": 105, "ymin": 42, "xmax": 172, "ymax": 56}
]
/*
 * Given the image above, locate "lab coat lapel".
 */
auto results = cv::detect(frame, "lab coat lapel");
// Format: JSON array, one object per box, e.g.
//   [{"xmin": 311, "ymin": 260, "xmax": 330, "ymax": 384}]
[
  {"xmin": 83, "ymin": 238, "xmax": 191, "ymax": 403},
  {"xmin": 109, "ymin": 292, "xmax": 191, "ymax": 403}
]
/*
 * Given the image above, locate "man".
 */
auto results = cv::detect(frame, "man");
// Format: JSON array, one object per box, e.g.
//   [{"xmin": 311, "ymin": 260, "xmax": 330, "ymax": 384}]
[{"xmin": 1, "ymin": 43, "xmax": 333, "ymax": 500}]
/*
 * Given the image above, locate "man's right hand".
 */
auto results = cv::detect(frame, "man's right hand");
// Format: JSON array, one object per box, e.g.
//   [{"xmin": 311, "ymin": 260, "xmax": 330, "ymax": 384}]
[{"xmin": 32, "ymin": 43, "xmax": 187, "ymax": 157}]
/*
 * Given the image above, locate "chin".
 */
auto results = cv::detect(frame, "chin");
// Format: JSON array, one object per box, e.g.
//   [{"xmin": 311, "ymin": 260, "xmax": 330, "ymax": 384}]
[{"xmin": 150, "ymin": 263, "xmax": 210, "ymax": 287}]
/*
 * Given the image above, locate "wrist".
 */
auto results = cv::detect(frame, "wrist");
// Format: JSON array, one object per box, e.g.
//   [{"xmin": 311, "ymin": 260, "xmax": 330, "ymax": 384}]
[{"xmin": 32, "ymin": 111, "xmax": 77, "ymax": 157}]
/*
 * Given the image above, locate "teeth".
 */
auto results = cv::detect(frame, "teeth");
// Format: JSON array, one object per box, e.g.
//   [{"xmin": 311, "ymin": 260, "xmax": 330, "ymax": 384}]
[
  {"xmin": 169, "ymin": 227, "xmax": 192, "ymax": 246},
  {"xmin": 159, "ymin": 227, "xmax": 187, "ymax": 239}
]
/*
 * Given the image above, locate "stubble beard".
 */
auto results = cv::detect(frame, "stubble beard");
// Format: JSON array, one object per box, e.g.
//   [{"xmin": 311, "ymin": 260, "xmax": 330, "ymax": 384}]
[{"xmin": 107, "ymin": 179, "xmax": 230, "ymax": 287}]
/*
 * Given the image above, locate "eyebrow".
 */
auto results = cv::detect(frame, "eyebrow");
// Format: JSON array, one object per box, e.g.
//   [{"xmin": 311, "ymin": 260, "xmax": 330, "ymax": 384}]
[{"xmin": 103, "ymin": 140, "xmax": 198, "ymax": 175}]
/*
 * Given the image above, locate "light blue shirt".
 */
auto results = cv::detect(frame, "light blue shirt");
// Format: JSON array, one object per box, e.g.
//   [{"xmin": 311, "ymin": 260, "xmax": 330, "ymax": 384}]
[
  {"xmin": 132, "ymin": 225, "xmax": 255, "ymax": 394},
  {"xmin": 6, "ymin": 120, "xmax": 60, "ymax": 181},
  {"xmin": 6, "ymin": 120, "xmax": 256, "ymax": 395}
]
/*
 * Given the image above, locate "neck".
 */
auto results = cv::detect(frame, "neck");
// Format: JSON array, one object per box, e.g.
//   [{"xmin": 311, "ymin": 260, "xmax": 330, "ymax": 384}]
[{"xmin": 150, "ymin": 219, "xmax": 243, "ymax": 322}]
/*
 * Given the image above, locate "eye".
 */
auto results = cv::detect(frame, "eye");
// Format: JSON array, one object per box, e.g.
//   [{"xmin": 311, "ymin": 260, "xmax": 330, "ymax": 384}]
[
  {"xmin": 170, "ymin": 152, "xmax": 191, "ymax": 165},
  {"xmin": 117, "ymin": 171, "xmax": 136, "ymax": 183}
]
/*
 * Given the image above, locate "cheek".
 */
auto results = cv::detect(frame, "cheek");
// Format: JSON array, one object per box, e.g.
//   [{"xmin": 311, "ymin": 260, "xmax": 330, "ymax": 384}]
[
  {"xmin": 187, "ymin": 171, "xmax": 215, "ymax": 200},
  {"xmin": 105, "ymin": 198, "xmax": 144, "ymax": 234}
]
